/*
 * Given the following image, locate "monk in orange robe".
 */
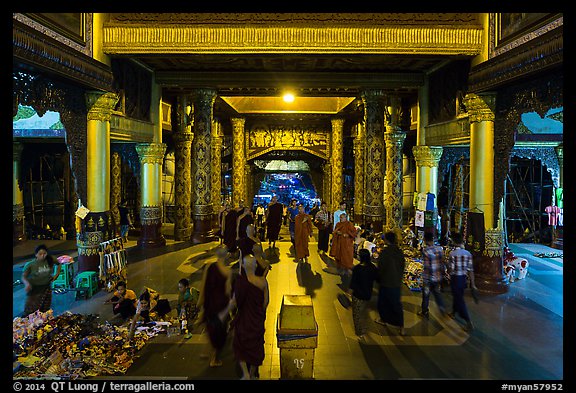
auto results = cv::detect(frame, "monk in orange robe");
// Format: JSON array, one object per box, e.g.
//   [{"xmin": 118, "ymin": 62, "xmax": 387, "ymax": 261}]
[
  {"xmin": 294, "ymin": 204, "xmax": 313, "ymax": 263},
  {"xmin": 330, "ymin": 213, "xmax": 357, "ymax": 274}
]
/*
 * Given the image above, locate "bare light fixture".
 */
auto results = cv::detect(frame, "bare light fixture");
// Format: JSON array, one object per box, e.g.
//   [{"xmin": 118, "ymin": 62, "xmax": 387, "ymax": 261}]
[{"xmin": 283, "ymin": 92, "xmax": 295, "ymax": 103}]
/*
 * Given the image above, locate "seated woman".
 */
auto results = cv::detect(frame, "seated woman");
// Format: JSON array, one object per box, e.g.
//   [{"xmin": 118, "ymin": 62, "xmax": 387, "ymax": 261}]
[{"xmin": 128, "ymin": 289, "xmax": 171, "ymax": 340}]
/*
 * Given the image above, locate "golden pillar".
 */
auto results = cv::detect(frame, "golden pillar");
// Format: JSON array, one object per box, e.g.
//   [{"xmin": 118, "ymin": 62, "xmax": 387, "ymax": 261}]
[
  {"xmin": 353, "ymin": 123, "xmax": 365, "ymax": 223},
  {"xmin": 231, "ymin": 117, "xmax": 247, "ymax": 208},
  {"xmin": 191, "ymin": 89, "xmax": 217, "ymax": 244},
  {"xmin": 465, "ymin": 92, "xmax": 496, "ymax": 230},
  {"xmin": 78, "ymin": 91, "xmax": 118, "ymax": 273},
  {"xmin": 361, "ymin": 90, "xmax": 386, "ymax": 232},
  {"xmin": 465, "ymin": 92, "xmax": 507, "ymax": 294},
  {"xmin": 383, "ymin": 97, "xmax": 406, "ymax": 232},
  {"xmin": 211, "ymin": 119, "xmax": 223, "ymax": 224},
  {"xmin": 135, "ymin": 143, "xmax": 167, "ymax": 248},
  {"xmin": 172, "ymin": 95, "xmax": 194, "ymax": 241},
  {"xmin": 13, "ymin": 142, "xmax": 25, "ymax": 244},
  {"xmin": 110, "ymin": 151, "xmax": 122, "ymax": 237},
  {"xmin": 331, "ymin": 117, "xmax": 345, "ymax": 211},
  {"xmin": 412, "ymin": 146, "xmax": 443, "ymax": 206}
]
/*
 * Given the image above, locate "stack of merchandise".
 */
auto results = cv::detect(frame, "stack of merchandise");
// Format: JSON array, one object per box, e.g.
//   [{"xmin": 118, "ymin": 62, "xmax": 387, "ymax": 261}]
[
  {"xmin": 403, "ymin": 259, "xmax": 423, "ymax": 291},
  {"xmin": 13, "ymin": 311, "xmax": 157, "ymax": 379}
]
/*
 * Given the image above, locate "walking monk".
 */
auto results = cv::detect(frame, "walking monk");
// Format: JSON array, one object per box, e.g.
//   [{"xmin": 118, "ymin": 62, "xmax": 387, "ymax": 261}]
[
  {"xmin": 330, "ymin": 213, "xmax": 357, "ymax": 276},
  {"xmin": 265, "ymin": 195, "xmax": 284, "ymax": 250},
  {"xmin": 294, "ymin": 203, "xmax": 314, "ymax": 263}
]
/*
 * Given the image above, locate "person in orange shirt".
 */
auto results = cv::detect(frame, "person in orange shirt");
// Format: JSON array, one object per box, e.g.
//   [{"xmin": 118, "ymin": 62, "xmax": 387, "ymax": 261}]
[{"xmin": 105, "ymin": 281, "xmax": 137, "ymax": 321}]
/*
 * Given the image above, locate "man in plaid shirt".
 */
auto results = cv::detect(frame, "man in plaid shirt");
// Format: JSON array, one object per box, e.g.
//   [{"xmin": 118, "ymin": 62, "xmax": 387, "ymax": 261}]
[
  {"xmin": 418, "ymin": 232, "xmax": 447, "ymax": 319},
  {"xmin": 447, "ymin": 232, "xmax": 476, "ymax": 332}
]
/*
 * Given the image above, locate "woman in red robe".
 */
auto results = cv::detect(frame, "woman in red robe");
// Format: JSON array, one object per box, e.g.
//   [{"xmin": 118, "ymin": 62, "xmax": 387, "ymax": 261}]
[
  {"xmin": 330, "ymin": 213, "xmax": 357, "ymax": 275},
  {"xmin": 294, "ymin": 204, "xmax": 313, "ymax": 263}
]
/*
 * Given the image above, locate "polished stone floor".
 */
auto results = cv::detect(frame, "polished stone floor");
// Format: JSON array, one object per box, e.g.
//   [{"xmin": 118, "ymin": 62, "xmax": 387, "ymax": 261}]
[{"xmin": 12, "ymin": 225, "xmax": 566, "ymax": 382}]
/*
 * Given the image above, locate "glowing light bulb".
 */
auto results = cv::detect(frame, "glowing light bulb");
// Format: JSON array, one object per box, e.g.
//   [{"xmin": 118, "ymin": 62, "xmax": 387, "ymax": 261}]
[{"xmin": 283, "ymin": 93, "xmax": 295, "ymax": 103}]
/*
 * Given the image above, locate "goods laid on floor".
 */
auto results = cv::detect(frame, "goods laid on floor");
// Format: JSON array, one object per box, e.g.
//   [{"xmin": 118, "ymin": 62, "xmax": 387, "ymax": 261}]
[{"xmin": 13, "ymin": 310, "xmax": 167, "ymax": 379}]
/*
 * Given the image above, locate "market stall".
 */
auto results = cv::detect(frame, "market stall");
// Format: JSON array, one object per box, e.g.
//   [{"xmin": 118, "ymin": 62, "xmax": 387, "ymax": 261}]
[{"xmin": 13, "ymin": 310, "xmax": 166, "ymax": 379}]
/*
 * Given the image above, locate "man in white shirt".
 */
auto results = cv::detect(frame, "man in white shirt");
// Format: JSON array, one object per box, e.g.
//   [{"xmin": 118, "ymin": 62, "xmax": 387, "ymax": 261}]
[{"xmin": 333, "ymin": 201, "xmax": 347, "ymax": 230}]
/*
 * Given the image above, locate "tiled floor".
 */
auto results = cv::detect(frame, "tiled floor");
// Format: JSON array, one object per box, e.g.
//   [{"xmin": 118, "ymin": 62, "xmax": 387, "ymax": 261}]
[{"xmin": 12, "ymin": 226, "xmax": 565, "ymax": 381}]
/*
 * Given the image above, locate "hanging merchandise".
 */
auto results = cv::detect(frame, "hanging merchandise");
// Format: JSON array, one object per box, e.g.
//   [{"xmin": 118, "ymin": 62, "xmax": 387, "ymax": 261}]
[
  {"xmin": 545, "ymin": 204, "xmax": 561, "ymax": 227},
  {"xmin": 425, "ymin": 192, "xmax": 436, "ymax": 211},
  {"xmin": 98, "ymin": 238, "xmax": 128, "ymax": 292},
  {"xmin": 555, "ymin": 187, "xmax": 563, "ymax": 209},
  {"xmin": 417, "ymin": 192, "xmax": 428, "ymax": 211},
  {"xmin": 424, "ymin": 210, "xmax": 437, "ymax": 228},
  {"xmin": 415, "ymin": 210, "xmax": 425, "ymax": 228}
]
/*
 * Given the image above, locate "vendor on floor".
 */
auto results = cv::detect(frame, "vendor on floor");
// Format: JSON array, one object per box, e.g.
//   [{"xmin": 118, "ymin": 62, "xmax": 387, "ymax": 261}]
[
  {"xmin": 105, "ymin": 281, "xmax": 137, "ymax": 321},
  {"xmin": 21, "ymin": 244, "xmax": 62, "ymax": 317}
]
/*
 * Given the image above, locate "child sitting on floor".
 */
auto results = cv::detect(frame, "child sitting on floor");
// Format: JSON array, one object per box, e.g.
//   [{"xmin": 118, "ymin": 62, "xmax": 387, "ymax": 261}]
[{"xmin": 177, "ymin": 278, "xmax": 200, "ymax": 339}]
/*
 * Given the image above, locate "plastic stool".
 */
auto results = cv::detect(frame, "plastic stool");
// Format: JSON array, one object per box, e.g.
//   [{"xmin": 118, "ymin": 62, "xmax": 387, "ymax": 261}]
[
  {"xmin": 52, "ymin": 263, "xmax": 75, "ymax": 289},
  {"xmin": 75, "ymin": 271, "xmax": 99, "ymax": 299}
]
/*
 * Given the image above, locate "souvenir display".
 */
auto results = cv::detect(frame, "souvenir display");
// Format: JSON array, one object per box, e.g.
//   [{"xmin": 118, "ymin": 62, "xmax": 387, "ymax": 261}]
[
  {"xmin": 403, "ymin": 259, "xmax": 423, "ymax": 291},
  {"xmin": 13, "ymin": 311, "xmax": 162, "ymax": 379},
  {"xmin": 99, "ymin": 238, "xmax": 128, "ymax": 292}
]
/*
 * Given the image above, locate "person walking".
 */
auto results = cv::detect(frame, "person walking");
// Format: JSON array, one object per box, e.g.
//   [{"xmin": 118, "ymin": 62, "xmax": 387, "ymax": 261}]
[
  {"xmin": 447, "ymin": 232, "xmax": 476, "ymax": 332},
  {"xmin": 349, "ymin": 248, "xmax": 378, "ymax": 340},
  {"xmin": 222, "ymin": 202, "xmax": 239, "ymax": 252},
  {"xmin": 265, "ymin": 195, "xmax": 284, "ymax": 250},
  {"xmin": 329, "ymin": 213, "xmax": 357, "ymax": 276},
  {"xmin": 236, "ymin": 200, "xmax": 254, "ymax": 245},
  {"xmin": 118, "ymin": 200, "xmax": 132, "ymax": 243},
  {"xmin": 294, "ymin": 203, "xmax": 314, "ymax": 263},
  {"xmin": 287, "ymin": 199, "xmax": 299, "ymax": 245},
  {"xmin": 237, "ymin": 224, "xmax": 270, "ymax": 277},
  {"xmin": 197, "ymin": 245, "xmax": 232, "ymax": 367},
  {"xmin": 255, "ymin": 203, "xmax": 265, "ymax": 228},
  {"xmin": 332, "ymin": 201, "xmax": 347, "ymax": 231},
  {"xmin": 314, "ymin": 201, "xmax": 333, "ymax": 255},
  {"xmin": 21, "ymin": 244, "xmax": 62, "ymax": 317},
  {"xmin": 223, "ymin": 254, "xmax": 269, "ymax": 379},
  {"xmin": 418, "ymin": 232, "xmax": 447, "ymax": 319},
  {"xmin": 375, "ymin": 231, "xmax": 406, "ymax": 335}
]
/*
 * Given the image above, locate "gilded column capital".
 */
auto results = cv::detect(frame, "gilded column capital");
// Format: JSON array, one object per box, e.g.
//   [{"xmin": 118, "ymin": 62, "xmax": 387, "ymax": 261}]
[
  {"xmin": 231, "ymin": 117, "xmax": 246, "ymax": 130},
  {"xmin": 331, "ymin": 117, "xmax": 345, "ymax": 129},
  {"xmin": 173, "ymin": 130, "xmax": 194, "ymax": 143},
  {"xmin": 384, "ymin": 128, "xmax": 406, "ymax": 145},
  {"xmin": 86, "ymin": 91, "xmax": 119, "ymax": 122},
  {"xmin": 412, "ymin": 145, "xmax": 443, "ymax": 167},
  {"xmin": 13, "ymin": 142, "xmax": 24, "ymax": 160},
  {"xmin": 135, "ymin": 143, "xmax": 167, "ymax": 165},
  {"xmin": 192, "ymin": 89, "xmax": 217, "ymax": 112},
  {"xmin": 464, "ymin": 92, "xmax": 496, "ymax": 123}
]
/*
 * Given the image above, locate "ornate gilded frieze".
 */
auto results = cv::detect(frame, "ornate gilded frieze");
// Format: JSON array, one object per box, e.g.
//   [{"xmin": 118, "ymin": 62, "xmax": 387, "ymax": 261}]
[
  {"xmin": 464, "ymin": 93, "xmax": 496, "ymax": 123},
  {"xmin": 511, "ymin": 147, "xmax": 560, "ymax": 188},
  {"xmin": 103, "ymin": 21, "xmax": 482, "ymax": 55},
  {"xmin": 140, "ymin": 205, "xmax": 163, "ymax": 225},
  {"xmin": 86, "ymin": 91, "xmax": 119, "ymax": 122},
  {"xmin": 193, "ymin": 204, "xmax": 214, "ymax": 217},
  {"xmin": 247, "ymin": 126, "xmax": 329, "ymax": 160},
  {"xmin": 412, "ymin": 146, "xmax": 443, "ymax": 168}
]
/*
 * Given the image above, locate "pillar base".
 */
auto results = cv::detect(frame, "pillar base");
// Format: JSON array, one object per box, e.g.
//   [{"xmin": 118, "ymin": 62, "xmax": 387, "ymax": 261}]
[
  {"xmin": 473, "ymin": 255, "xmax": 509, "ymax": 294},
  {"xmin": 13, "ymin": 220, "xmax": 26, "ymax": 246},
  {"xmin": 192, "ymin": 217, "xmax": 219, "ymax": 244},
  {"xmin": 138, "ymin": 223, "xmax": 167, "ymax": 248},
  {"xmin": 174, "ymin": 226, "xmax": 192, "ymax": 242},
  {"xmin": 77, "ymin": 254, "xmax": 100, "ymax": 273}
]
